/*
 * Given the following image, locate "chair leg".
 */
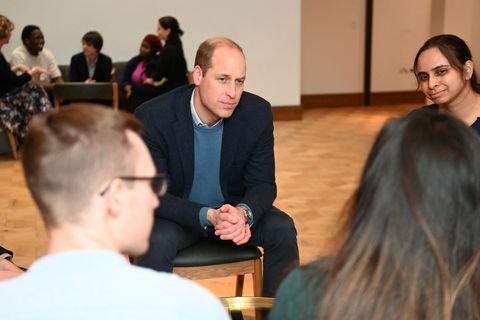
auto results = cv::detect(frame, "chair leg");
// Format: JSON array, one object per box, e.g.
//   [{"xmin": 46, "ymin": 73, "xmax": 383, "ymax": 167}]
[
  {"xmin": 235, "ymin": 275, "xmax": 245, "ymax": 296},
  {"xmin": 6, "ymin": 131, "xmax": 17, "ymax": 160},
  {"xmin": 253, "ymin": 258, "xmax": 263, "ymax": 296},
  {"xmin": 253, "ymin": 258, "xmax": 263, "ymax": 320}
]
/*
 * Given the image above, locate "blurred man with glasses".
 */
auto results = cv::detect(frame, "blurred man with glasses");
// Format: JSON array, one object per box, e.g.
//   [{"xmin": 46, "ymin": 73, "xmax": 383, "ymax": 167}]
[{"xmin": 0, "ymin": 104, "xmax": 228, "ymax": 320}]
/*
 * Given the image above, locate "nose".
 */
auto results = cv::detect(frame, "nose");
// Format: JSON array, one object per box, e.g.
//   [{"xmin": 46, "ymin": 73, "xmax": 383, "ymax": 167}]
[
  {"xmin": 225, "ymin": 82, "xmax": 236, "ymax": 99},
  {"xmin": 428, "ymin": 75, "xmax": 438, "ymax": 90}
]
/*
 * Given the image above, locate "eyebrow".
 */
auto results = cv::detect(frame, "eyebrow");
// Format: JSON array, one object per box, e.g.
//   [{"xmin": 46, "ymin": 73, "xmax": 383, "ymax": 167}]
[
  {"xmin": 418, "ymin": 64, "xmax": 450, "ymax": 73},
  {"xmin": 217, "ymin": 74, "xmax": 246, "ymax": 81}
]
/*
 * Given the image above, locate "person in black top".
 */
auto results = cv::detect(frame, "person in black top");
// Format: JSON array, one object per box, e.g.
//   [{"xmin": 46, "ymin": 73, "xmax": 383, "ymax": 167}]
[
  {"xmin": 69, "ymin": 31, "xmax": 112, "ymax": 83},
  {"xmin": 0, "ymin": 14, "xmax": 52, "ymax": 142},
  {"xmin": 413, "ymin": 34, "xmax": 480, "ymax": 134},
  {"xmin": 126, "ymin": 16, "xmax": 188, "ymax": 113}
]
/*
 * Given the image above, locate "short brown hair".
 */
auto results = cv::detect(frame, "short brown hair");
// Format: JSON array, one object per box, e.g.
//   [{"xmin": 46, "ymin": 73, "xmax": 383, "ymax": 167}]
[
  {"xmin": 194, "ymin": 37, "xmax": 244, "ymax": 73},
  {"xmin": 0, "ymin": 15, "xmax": 14, "ymax": 40},
  {"xmin": 22, "ymin": 104, "xmax": 143, "ymax": 228}
]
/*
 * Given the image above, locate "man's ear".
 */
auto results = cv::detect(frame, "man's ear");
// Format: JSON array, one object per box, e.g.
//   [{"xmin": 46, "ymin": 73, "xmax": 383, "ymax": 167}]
[
  {"xmin": 464, "ymin": 60, "xmax": 474, "ymax": 80},
  {"xmin": 192, "ymin": 65, "xmax": 203, "ymax": 86},
  {"xmin": 104, "ymin": 179, "xmax": 124, "ymax": 218}
]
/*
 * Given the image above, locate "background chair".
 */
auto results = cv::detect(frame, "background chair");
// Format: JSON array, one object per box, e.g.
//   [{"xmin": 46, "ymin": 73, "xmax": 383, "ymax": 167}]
[{"xmin": 53, "ymin": 82, "xmax": 119, "ymax": 111}]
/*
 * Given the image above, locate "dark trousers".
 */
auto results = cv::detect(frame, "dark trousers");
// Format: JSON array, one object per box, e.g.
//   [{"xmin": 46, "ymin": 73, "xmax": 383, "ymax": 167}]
[{"xmin": 138, "ymin": 207, "xmax": 299, "ymax": 297}]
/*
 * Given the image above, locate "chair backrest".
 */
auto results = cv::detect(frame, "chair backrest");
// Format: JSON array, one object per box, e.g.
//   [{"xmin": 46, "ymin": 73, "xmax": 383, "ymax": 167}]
[{"xmin": 53, "ymin": 82, "xmax": 119, "ymax": 111}]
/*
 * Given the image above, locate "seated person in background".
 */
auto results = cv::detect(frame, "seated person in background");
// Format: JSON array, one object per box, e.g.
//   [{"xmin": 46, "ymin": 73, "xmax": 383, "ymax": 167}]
[
  {"xmin": 0, "ymin": 104, "xmax": 228, "ymax": 320},
  {"xmin": 120, "ymin": 34, "xmax": 162, "ymax": 110},
  {"xmin": 271, "ymin": 111, "xmax": 480, "ymax": 319},
  {"xmin": 413, "ymin": 34, "xmax": 480, "ymax": 134},
  {"xmin": 0, "ymin": 14, "xmax": 52, "ymax": 143},
  {"xmin": 69, "ymin": 31, "xmax": 112, "ymax": 83},
  {"xmin": 126, "ymin": 16, "xmax": 188, "ymax": 113},
  {"xmin": 10, "ymin": 25, "xmax": 63, "ymax": 99},
  {"xmin": 135, "ymin": 37, "xmax": 299, "ymax": 298},
  {"xmin": 0, "ymin": 246, "xmax": 23, "ymax": 281}
]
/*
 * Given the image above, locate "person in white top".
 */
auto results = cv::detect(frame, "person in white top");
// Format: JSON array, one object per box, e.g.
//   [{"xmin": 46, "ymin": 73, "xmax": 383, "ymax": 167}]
[
  {"xmin": 10, "ymin": 25, "xmax": 63, "ymax": 98},
  {"xmin": 0, "ymin": 104, "xmax": 228, "ymax": 320}
]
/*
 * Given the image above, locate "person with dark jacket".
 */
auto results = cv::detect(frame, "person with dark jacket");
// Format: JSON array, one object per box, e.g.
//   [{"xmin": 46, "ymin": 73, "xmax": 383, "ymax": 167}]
[
  {"xmin": 69, "ymin": 31, "xmax": 112, "ymax": 83},
  {"xmin": 126, "ymin": 16, "xmax": 188, "ymax": 113},
  {"xmin": 120, "ymin": 34, "xmax": 162, "ymax": 109}
]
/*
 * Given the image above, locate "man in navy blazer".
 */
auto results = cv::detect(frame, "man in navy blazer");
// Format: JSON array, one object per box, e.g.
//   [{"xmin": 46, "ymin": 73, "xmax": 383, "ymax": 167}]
[
  {"xmin": 135, "ymin": 37, "xmax": 299, "ymax": 296},
  {"xmin": 69, "ymin": 31, "xmax": 112, "ymax": 82}
]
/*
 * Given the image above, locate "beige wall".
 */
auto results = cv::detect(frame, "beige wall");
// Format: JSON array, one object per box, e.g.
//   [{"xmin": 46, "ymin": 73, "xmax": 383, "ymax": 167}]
[
  {"xmin": 2, "ymin": 0, "xmax": 301, "ymax": 106},
  {"xmin": 443, "ymin": 0, "xmax": 480, "ymax": 71},
  {"xmin": 371, "ymin": 0, "xmax": 431, "ymax": 92},
  {"xmin": 301, "ymin": 0, "xmax": 365, "ymax": 94},
  {"xmin": 302, "ymin": 0, "xmax": 431, "ymax": 95}
]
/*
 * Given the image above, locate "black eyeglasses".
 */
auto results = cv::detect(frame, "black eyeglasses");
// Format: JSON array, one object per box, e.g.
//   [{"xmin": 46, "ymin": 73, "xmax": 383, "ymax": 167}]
[{"xmin": 99, "ymin": 174, "xmax": 168, "ymax": 197}]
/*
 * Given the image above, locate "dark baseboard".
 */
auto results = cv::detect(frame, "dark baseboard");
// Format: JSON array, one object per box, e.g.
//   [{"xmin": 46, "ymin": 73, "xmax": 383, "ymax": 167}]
[
  {"xmin": 272, "ymin": 105, "xmax": 303, "ymax": 121},
  {"xmin": 302, "ymin": 93, "xmax": 363, "ymax": 108},
  {"xmin": 301, "ymin": 90, "xmax": 425, "ymax": 108}
]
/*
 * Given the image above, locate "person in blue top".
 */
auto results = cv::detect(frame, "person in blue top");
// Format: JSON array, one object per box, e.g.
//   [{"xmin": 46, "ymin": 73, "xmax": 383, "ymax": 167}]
[
  {"xmin": 0, "ymin": 104, "xmax": 228, "ymax": 320},
  {"xmin": 135, "ymin": 37, "xmax": 299, "ymax": 297},
  {"xmin": 413, "ymin": 34, "xmax": 480, "ymax": 134}
]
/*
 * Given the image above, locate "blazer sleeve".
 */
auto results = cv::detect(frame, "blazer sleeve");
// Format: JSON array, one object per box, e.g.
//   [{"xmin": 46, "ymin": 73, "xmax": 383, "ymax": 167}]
[
  {"xmin": 235, "ymin": 100, "xmax": 277, "ymax": 225},
  {"xmin": 69, "ymin": 54, "xmax": 83, "ymax": 82},
  {"xmin": 135, "ymin": 102, "xmax": 207, "ymax": 233},
  {"xmin": 93, "ymin": 54, "xmax": 112, "ymax": 82}
]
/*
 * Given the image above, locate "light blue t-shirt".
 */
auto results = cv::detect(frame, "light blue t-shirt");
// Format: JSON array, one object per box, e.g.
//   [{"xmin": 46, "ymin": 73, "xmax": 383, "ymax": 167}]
[{"xmin": 0, "ymin": 250, "xmax": 228, "ymax": 320}]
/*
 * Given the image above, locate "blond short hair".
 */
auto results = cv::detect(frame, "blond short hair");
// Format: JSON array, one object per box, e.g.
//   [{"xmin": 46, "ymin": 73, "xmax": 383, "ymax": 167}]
[{"xmin": 22, "ymin": 104, "xmax": 143, "ymax": 228}]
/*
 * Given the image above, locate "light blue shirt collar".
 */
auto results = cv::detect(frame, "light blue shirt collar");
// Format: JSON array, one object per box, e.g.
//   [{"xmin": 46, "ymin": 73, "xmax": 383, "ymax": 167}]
[{"xmin": 190, "ymin": 89, "xmax": 223, "ymax": 128}]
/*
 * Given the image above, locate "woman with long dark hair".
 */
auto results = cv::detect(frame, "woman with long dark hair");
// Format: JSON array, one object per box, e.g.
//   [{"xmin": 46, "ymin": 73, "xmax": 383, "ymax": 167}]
[
  {"xmin": 271, "ymin": 111, "xmax": 480, "ymax": 319},
  {"xmin": 413, "ymin": 34, "xmax": 480, "ymax": 134},
  {"xmin": 126, "ymin": 16, "xmax": 188, "ymax": 113}
]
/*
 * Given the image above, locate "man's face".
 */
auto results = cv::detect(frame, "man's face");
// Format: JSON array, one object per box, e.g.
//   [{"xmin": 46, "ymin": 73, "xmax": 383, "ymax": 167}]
[
  {"xmin": 120, "ymin": 131, "xmax": 159, "ymax": 256},
  {"xmin": 25, "ymin": 29, "xmax": 45, "ymax": 56},
  {"xmin": 193, "ymin": 46, "xmax": 246, "ymax": 126},
  {"xmin": 82, "ymin": 41, "xmax": 98, "ymax": 58}
]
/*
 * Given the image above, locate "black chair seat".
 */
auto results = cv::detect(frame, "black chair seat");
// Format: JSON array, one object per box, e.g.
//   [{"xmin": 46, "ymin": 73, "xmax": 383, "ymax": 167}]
[{"xmin": 173, "ymin": 240, "xmax": 262, "ymax": 267}]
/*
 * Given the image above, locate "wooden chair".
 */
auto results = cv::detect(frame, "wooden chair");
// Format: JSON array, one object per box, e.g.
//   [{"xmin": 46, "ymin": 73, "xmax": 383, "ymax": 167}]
[
  {"xmin": 173, "ymin": 240, "xmax": 263, "ymax": 296},
  {"xmin": 220, "ymin": 296, "xmax": 274, "ymax": 320},
  {"xmin": 53, "ymin": 82, "xmax": 119, "ymax": 111},
  {"xmin": 172, "ymin": 240, "xmax": 264, "ymax": 319}
]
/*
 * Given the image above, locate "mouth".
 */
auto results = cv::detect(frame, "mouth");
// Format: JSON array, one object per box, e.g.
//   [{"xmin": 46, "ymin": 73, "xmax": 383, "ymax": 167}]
[
  {"xmin": 220, "ymin": 101, "xmax": 237, "ymax": 109},
  {"xmin": 428, "ymin": 89, "xmax": 446, "ymax": 100}
]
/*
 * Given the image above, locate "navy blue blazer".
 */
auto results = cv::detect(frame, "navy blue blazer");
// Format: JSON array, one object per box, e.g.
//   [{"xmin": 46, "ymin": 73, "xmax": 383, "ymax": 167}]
[
  {"xmin": 135, "ymin": 85, "xmax": 277, "ymax": 233},
  {"xmin": 69, "ymin": 52, "xmax": 112, "ymax": 82}
]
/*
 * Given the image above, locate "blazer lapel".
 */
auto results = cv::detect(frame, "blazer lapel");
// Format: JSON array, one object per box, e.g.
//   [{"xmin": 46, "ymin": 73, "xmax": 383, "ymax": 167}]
[
  {"xmin": 221, "ymin": 110, "xmax": 243, "ymax": 172},
  {"xmin": 173, "ymin": 88, "xmax": 195, "ymax": 190}
]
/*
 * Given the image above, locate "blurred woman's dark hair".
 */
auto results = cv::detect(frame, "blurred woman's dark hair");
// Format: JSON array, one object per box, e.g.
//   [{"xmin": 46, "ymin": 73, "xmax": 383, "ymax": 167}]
[{"xmin": 318, "ymin": 111, "xmax": 480, "ymax": 319}]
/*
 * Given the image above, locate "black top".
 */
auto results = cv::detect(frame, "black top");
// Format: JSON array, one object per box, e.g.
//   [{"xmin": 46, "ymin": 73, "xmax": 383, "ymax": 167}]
[
  {"xmin": 69, "ymin": 52, "xmax": 113, "ymax": 82},
  {"xmin": 416, "ymin": 104, "xmax": 480, "ymax": 135},
  {"xmin": 152, "ymin": 40, "xmax": 188, "ymax": 92},
  {"xmin": 0, "ymin": 52, "xmax": 31, "ymax": 97}
]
